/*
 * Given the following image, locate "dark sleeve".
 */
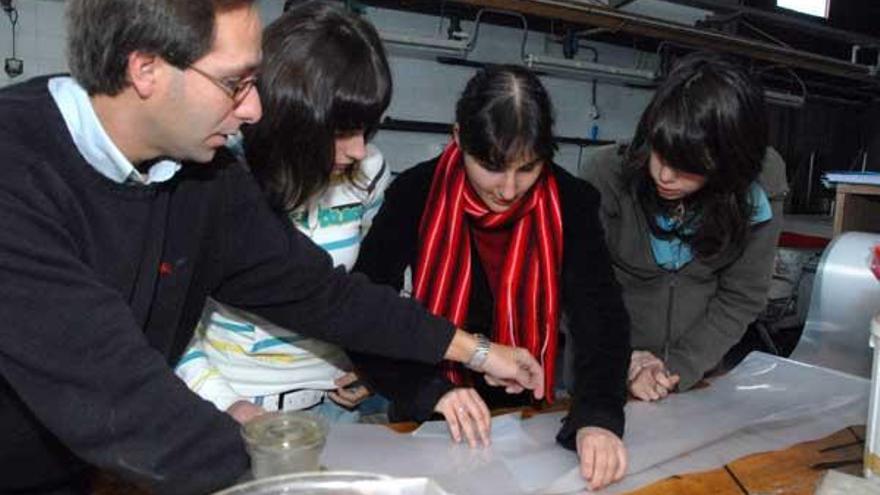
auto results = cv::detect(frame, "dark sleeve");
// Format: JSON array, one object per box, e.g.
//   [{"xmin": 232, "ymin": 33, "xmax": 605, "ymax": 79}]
[
  {"xmin": 212, "ymin": 163, "xmax": 456, "ymax": 366},
  {"xmin": 349, "ymin": 159, "xmax": 456, "ymax": 421},
  {"xmin": 0, "ymin": 160, "xmax": 246, "ymax": 493},
  {"xmin": 554, "ymin": 169, "xmax": 631, "ymax": 450},
  {"xmin": 353, "ymin": 160, "xmax": 432, "ymax": 290}
]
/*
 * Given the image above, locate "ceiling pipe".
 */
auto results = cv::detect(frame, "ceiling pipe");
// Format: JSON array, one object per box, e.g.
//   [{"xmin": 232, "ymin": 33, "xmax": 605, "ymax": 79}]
[{"xmin": 451, "ymin": 0, "xmax": 880, "ymax": 85}]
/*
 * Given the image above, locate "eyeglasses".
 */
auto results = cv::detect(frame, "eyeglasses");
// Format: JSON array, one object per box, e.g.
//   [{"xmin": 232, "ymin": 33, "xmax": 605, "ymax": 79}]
[{"xmin": 188, "ymin": 65, "xmax": 257, "ymax": 106}]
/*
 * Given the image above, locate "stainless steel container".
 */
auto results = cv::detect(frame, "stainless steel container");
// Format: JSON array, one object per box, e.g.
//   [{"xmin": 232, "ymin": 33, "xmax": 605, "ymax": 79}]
[{"xmin": 212, "ymin": 472, "xmax": 391, "ymax": 495}]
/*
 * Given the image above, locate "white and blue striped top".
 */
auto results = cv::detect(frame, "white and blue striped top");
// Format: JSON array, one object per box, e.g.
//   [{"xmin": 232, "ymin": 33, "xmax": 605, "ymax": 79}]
[{"xmin": 175, "ymin": 145, "xmax": 390, "ymax": 412}]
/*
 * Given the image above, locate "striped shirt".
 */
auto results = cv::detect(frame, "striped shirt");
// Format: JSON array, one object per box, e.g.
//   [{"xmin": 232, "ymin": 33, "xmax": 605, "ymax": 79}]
[{"xmin": 175, "ymin": 145, "xmax": 389, "ymax": 411}]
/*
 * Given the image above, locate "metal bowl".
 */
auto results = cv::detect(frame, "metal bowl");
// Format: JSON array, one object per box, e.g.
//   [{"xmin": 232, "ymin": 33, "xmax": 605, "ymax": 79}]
[{"xmin": 212, "ymin": 471, "xmax": 392, "ymax": 495}]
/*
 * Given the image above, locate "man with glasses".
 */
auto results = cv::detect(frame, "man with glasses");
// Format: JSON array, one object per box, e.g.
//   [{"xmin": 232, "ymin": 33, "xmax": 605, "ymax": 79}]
[{"xmin": 0, "ymin": 1, "xmax": 544, "ymax": 494}]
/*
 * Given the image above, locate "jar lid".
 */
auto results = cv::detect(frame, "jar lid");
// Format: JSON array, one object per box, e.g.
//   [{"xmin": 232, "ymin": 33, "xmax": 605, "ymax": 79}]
[{"xmin": 241, "ymin": 411, "xmax": 327, "ymax": 451}]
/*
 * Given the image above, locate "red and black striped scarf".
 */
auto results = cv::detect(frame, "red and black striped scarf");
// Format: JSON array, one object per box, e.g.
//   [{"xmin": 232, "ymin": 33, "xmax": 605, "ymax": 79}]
[{"xmin": 412, "ymin": 141, "xmax": 563, "ymax": 401}]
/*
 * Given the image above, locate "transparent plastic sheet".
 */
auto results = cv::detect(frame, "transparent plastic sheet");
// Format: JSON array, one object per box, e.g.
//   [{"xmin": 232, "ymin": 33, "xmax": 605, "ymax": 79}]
[
  {"xmin": 789, "ymin": 232, "xmax": 880, "ymax": 377},
  {"xmin": 320, "ymin": 353, "xmax": 868, "ymax": 494}
]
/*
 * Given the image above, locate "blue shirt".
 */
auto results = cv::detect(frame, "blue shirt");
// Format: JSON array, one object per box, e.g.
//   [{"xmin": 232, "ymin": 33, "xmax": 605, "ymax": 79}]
[
  {"xmin": 47, "ymin": 76, "xmax": 181, "ymax": 185},
  {"xmin": 650, "ymin": 182, "xmax": 773, "ymax": 271}
]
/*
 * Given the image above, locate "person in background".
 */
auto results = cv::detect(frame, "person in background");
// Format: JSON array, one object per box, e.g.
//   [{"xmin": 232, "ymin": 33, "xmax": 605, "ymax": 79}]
[
  {"xmin": 0, "ymin": 1, "xmax": 544, "ymax": 493},
  {"xmin": 353, "ymin": 65, "xmax": 631, "ymax": 491},
  {"xmin": 176, "ymin": 0, "xmax": 392, "ymax": 424},
  {"xmin": 582, "ymin": 53, "xmax": 788, "ymax": 402}
]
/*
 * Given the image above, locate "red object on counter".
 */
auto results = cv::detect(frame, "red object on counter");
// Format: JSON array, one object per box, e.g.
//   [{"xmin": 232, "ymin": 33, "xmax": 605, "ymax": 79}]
[{"xmin": 872, "ymin": 245, "xmax": 880, "ymax": 281}]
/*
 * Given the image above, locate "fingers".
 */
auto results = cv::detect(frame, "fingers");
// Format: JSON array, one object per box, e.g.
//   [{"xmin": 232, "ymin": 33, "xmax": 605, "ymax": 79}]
[
  {"xmin": 484, "ymin": 375, "xmax": 503, "ymax": 387},
  {"xmin": 328, "ymin": 386, "xmax": 367, "ymax": 408},
  {"xmin": 629, "ymin": 365, "xmax": 678, "ymax": 402},
  {"xmin": 443, "ymin": 403, "xmax": 463, "ymax": 444},
  {"xmin": 465, "ymin": 388, "xmax": 491, "ymax": 447},
  {"xmin": 580, "ymin": 438, "xmax": 596, "ymax": 484},
  {"xmin": 593, "ymin": 443, "xmax": 610, "ymax": 491},
  {"xmin": 485, "ymin": 374, "xmax": 525, "ymax": 394},
  {"xmin": 615, "ymin": 440, "xmax": 628, "ymax": 482},
  {"xmin": 577, "ymin": 427, "xmax": 627, "ymax": 491},
  {"xmin": 653, "ymin": 368, "xmax": 676, "ymax": 390},
  {"xmin": 480, "ymin": 344, "xmax": 545, "ymax": 399},
  {"xmin": 226, "ymin": 400, "xmax": 265, "ymax": 424},
  {"xmin": 458, "ymin": 404, "xmax": 480, "ymax": 448},
  {"xmin": 435, "ymin": 389, "xmax": 490, "ymax": 448},
  {"xmin": 333, "ymin": 372, "xmax": 358, "ymax": 388},
  {"xmin": 629, "ymin": 369, "xmax": 660, "ymax": 401},
  {"xmin": 505, "ymin": 384, "xmax": 525, "ymax": 394},
  {"xmin": 515, "ymin": 348, "xmax": 545, "ymax": 399}
]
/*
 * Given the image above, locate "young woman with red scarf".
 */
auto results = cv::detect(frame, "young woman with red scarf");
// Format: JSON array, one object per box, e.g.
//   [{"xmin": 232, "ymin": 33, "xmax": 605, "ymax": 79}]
[{"xmin": 352, "ymin": 65, "xmax": 631, "ymax": 491}]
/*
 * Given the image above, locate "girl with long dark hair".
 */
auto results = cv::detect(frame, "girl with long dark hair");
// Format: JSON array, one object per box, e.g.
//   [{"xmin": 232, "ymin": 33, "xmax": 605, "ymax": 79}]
[
  {"xmin": 354, "ymin": 65, "xmax": 631, "ymax": 491},
  {"xmin": 176, "ymin": 1, "xmax": 393, "ymax": 422},
  {"xmin": 583, "ymin": 53, "xmax": 788, "ymax": 401}
]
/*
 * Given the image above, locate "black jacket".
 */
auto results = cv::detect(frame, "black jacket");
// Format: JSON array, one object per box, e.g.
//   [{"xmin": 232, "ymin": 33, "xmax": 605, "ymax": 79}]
[
  {"xmin": 0, "ymin": 77, "xmax": 455, "ymax": 494},
  {"xmin": 353, "ymin": 157, "xmax": 631, "ymax": 449}
]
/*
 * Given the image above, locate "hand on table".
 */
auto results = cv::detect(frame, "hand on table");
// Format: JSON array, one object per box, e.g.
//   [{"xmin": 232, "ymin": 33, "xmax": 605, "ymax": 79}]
[
  {"xmin": 576, "ymin": 426, "xmax": 627, "ymax": 491},
  {"xmin": 226, "ymin": 400, "xmax": 265, "ymax": 424},
  {"xmin": 628, "ymin": 351, "xmax": 679, "ymax": 401},
  {"xmin": 328, "ymin": 372, "xmax": 371, "ymax": 408},
  {"xmin": 433, "ymin": 387, "xmax": 491, "ymax": 448}
]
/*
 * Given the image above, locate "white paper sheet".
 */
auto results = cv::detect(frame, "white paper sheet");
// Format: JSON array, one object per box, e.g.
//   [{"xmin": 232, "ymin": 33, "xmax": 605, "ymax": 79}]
[{"xmin": 321, "ymin": 353, "xmax": 869, "ymax": 494}]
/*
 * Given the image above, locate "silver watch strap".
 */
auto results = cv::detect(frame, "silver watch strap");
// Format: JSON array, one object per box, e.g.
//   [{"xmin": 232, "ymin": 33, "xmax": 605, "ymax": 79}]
[{"xmin": 466, "ymin": 333, "xmax": 491, "ymax": 371}]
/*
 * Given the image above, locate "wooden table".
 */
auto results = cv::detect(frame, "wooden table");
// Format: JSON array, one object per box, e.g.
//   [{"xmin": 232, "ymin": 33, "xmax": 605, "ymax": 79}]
[{"xmin": 626, "ymin": 426, "xmax": 864, "ymax": 495}]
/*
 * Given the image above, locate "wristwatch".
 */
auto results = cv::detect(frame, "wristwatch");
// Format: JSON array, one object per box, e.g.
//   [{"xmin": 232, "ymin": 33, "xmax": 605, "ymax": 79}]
[{"xmin": 466, "ymin": 333, "xmax": 491, "ymax": 371}]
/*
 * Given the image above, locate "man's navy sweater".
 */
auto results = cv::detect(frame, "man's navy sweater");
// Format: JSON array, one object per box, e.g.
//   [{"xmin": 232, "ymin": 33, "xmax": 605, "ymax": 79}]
[{"xmin": 0, "ymin": 77, "xmax": 454, "ymax": 494}]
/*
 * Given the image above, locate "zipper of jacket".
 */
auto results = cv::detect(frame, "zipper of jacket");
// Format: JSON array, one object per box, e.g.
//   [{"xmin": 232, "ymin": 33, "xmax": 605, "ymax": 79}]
[{"xmin": 663, "ymin": 274, "xmax": 677, "ymax": 364}]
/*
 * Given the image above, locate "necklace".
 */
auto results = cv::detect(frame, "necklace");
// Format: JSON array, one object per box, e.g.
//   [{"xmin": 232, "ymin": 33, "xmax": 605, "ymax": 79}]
[{"xmin": 670, "ymin": 201, "xmax": 686, "ymax": 224}]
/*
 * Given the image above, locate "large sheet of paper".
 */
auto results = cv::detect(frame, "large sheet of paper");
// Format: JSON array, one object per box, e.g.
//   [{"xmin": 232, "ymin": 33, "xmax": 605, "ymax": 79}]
[{"xmin": 321, "ymin": 353, "xmax": 868, "ymax": 494}]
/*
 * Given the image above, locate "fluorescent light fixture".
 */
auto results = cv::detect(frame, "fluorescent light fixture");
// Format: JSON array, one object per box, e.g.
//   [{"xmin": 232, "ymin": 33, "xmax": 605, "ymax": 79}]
[
  {"xmin": 777, "ymin": 0, "xmax": 830, "ymax": 18},
  {"xmin": 523, "ymin": 53, "xmax": 657, "ymax": 84},
  {"xmin": 764, "ymin": 89, "xmax": 805, "ymax": 108},
  {"xmin": 379, "ymin": 31, "xmax": 469, "ymax": 54}
]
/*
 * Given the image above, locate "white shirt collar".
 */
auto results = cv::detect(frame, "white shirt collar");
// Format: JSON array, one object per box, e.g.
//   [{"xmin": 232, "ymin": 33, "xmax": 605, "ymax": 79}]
[{"xmin": 48, "ymin": 76, "xmax": 181, "ymax": 185}]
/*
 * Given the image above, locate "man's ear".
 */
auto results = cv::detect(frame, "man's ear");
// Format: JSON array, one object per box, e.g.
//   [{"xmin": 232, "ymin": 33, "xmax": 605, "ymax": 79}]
[
  {"xmin": 452, "ymin": 123, "xmax": 460, "ymax": 147},
  {"xmin": 126, "ymin": 51, "xmax": 162, "ymax": 99}
]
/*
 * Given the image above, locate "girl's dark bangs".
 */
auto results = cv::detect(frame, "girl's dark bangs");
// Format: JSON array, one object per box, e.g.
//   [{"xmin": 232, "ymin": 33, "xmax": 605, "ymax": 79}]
[
  {"xmin": 329, "ymin": 62, "xmax": 390, "ymax": 132},
  {"xmin": 648, "ymin": 98, "xmax": 713, "ymax": 176}
]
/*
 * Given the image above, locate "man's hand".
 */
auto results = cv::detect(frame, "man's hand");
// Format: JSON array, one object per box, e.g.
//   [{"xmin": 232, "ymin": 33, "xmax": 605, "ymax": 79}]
[
  {"xmin": 444, "ymin": 330, "xmax": 545, "ymax": 399},
  {"xmin": 226, "ymin": 400, "xmax": 265, "ymax": 424},
  {"xmin": 433, "ymin": 388, "xmax": 491, "ymax": 448},
  {"xmin": 481, "ymin": 343, "xmax": 544, "ymax": 399},
  {"xmin": 328, "ymin": 372, "xmax": 371, "ymax": 409},
  {"xmin": 576, "ymin": 426, "xmax": 627, "ymax": 491},
  {"xmin": 628, "ymin": 351, "xmax": 679, "ymax": 401}
]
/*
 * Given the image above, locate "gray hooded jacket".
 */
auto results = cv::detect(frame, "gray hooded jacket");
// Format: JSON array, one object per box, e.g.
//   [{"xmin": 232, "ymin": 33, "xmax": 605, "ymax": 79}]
[{"xmin": 582, "ymin": 145, "xmax": 788, "ymax": 390}]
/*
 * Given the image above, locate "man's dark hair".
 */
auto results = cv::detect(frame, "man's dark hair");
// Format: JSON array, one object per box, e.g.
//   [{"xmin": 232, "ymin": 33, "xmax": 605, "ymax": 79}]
[{"xmin": 66, "ymin": 0, "xmax": 255, "ymax": 96}]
